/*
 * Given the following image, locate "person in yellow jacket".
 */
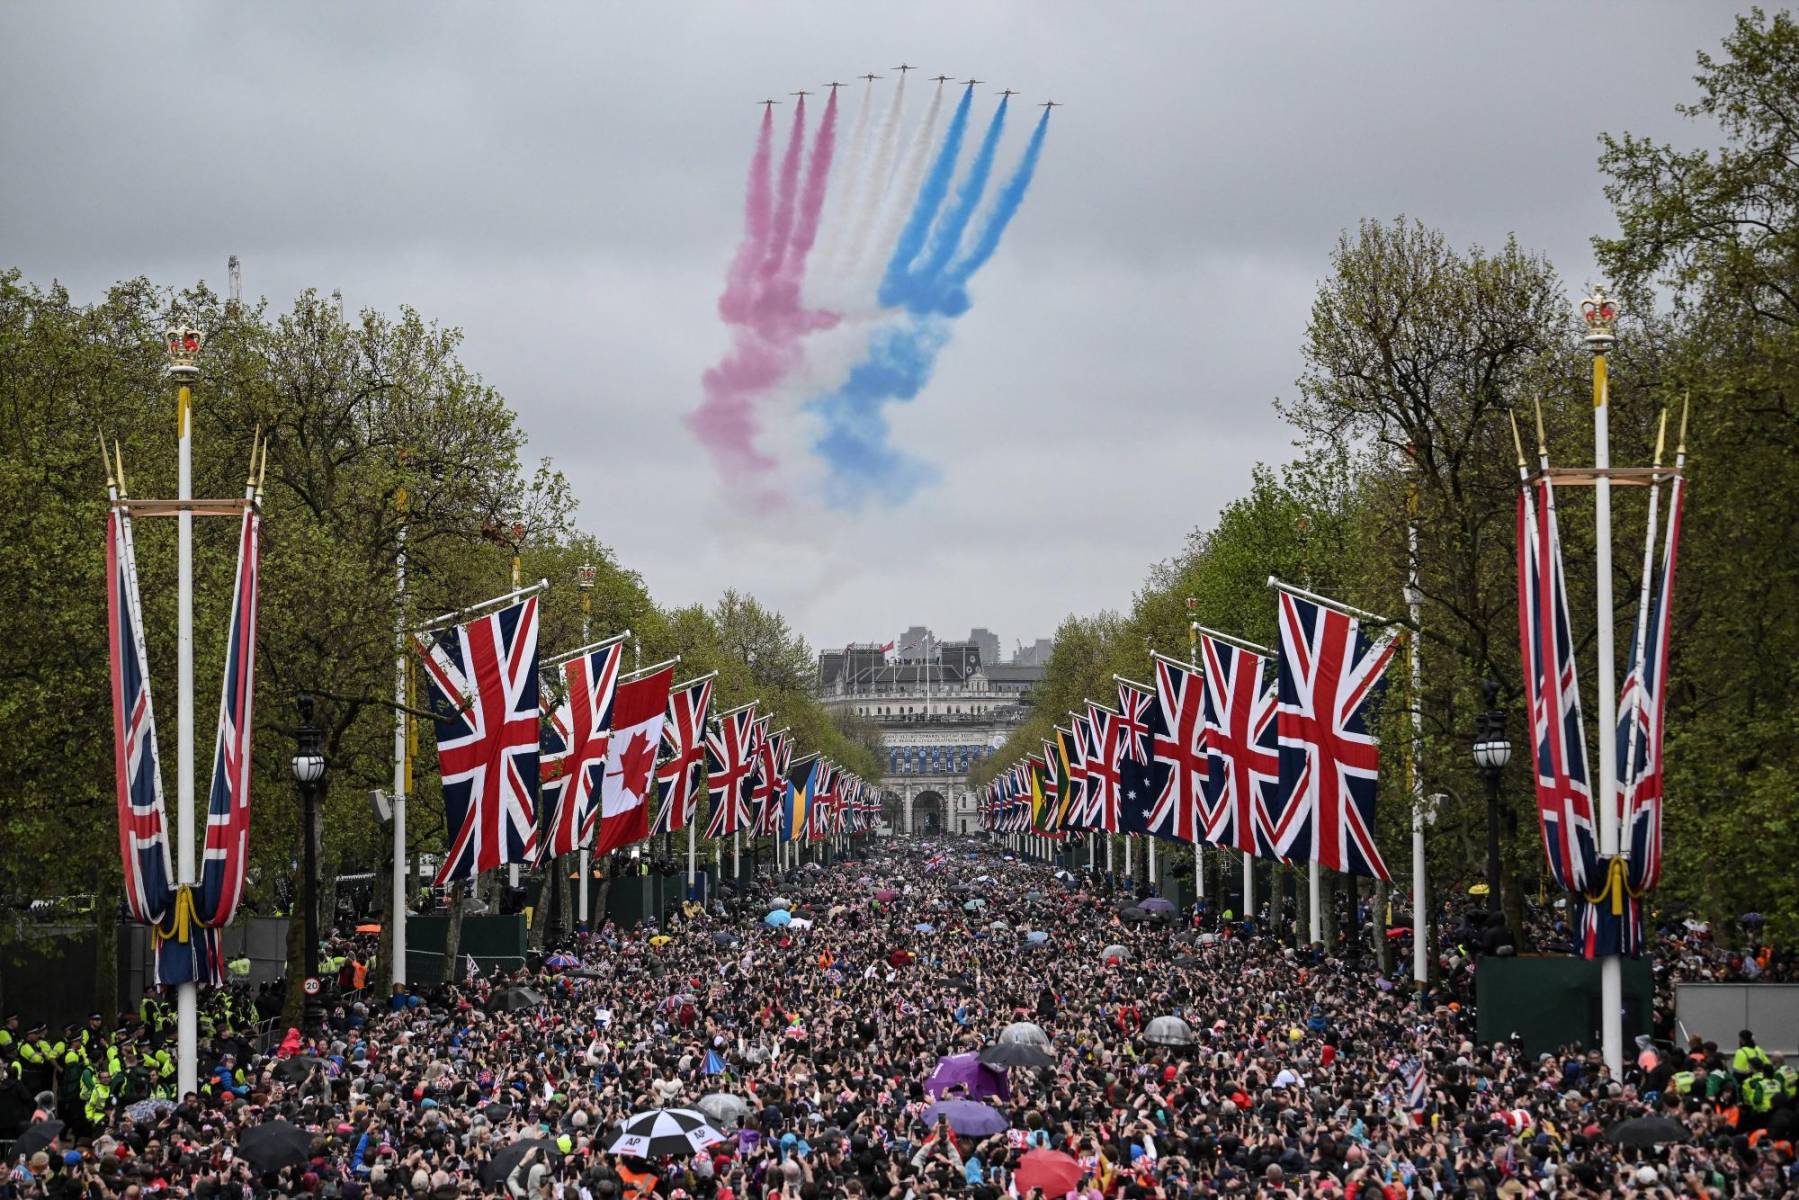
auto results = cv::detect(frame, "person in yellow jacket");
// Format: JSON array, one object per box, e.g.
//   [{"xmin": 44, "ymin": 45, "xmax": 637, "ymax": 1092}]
[
  {"xmin": 81, "ymin": 1068, "xmax": 113, "ymax": 1128},
  {"xmin": 1733, "ymin": 1029, "xmax": 1773, "ymax": 1078}
]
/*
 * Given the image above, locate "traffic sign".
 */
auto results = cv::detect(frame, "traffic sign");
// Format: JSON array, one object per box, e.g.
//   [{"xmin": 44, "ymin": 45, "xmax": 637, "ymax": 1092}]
[{"xmin": 303, "ymin": 976, "xmax": 321, "ymax": 996}]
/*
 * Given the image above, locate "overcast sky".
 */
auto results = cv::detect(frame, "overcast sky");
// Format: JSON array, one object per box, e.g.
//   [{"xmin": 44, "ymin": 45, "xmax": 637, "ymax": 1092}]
[{"xmin": 2, "ymin": 3, "xmax": 1737, "ymax": 658}]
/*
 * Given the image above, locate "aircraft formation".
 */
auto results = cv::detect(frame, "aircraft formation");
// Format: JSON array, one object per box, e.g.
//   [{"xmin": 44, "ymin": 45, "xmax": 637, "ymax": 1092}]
[{"xmin": 758, "ymin": 69, "xmax": 1062, "ymax": 111}]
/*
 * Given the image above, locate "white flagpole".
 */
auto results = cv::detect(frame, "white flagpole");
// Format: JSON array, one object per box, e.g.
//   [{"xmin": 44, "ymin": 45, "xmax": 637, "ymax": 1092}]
[
  {"xmin": 576, "ymin": 569, "xmax": 593, "ymax": 930},
  {"xmin": 1584, "ymin": 288, "xmax": 1625, "ymax": 1076},
  {"xmin": 170, "ymin": 330, "xmax": 198, "ymax": 1099},
  {"xmin": 1405, "ymin": 455, "xmax": 1427, "ymax": 989},
  {"xmin": 1244, "ymin": 853, "xmax": 1255, "ymax": 924},
  {"xmin": 392, "ymin": 486, "xmax": 409, "ymax": 989}
]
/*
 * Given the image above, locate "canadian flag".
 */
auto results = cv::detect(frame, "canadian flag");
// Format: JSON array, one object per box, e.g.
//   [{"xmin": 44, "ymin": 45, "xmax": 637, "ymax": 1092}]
[{"xmin": 594, "ymin": 665, "xmax": 674, "ymax": 855}]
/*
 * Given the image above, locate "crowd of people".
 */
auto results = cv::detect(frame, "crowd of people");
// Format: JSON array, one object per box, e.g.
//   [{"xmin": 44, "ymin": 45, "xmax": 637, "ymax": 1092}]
[{"xmin": 0, "ymin": 840, "xmax": 1793, "ymax": 1198}]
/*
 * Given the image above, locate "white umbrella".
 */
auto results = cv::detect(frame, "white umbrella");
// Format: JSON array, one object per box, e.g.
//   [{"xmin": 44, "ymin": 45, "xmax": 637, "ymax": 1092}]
[
  {"xmin": 1144, "ymin": 1015, "xmax": 1195, "ymax": 1047},
  {"xmin": 695, "ymin": 1093, "xmax": 750, "ymax": 1130},
  {"xmin": 998, "ymin": 1021, "xmax": 1050, "ymax": 1048},
  {"xmin": 609, "ymin": 1108, "xmax": 723, "ymax": 1159},
  {"xmin": 1101, "ymin": 944, "xmax": 1131, "ymax": 962}
]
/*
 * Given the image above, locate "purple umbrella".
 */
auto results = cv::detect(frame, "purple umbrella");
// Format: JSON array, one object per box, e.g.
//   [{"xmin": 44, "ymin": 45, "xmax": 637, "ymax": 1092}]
[
  {"xmin": 1139, "ymin": 898, "xmax": 1175, "ymax": 914},
  {"xmin": 924, "ymin": 1052, "xmax": 1011, "ymax": 1101},
  {"xmin": 923, "ymin": 1099, "xmax": 1008, "ymax": 1137}
]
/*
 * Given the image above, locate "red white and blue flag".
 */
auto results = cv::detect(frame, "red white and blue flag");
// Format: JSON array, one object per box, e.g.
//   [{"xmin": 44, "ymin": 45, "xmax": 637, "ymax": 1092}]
[
  {"xmin": 107, "ymin": 500, "xmax": 174, "ymax": 929},
  {"xmin": 594, "ymin": 665, "xmax": 674, "ymax": 856},
  {"xmin": 704, "ymin": 704, "xmax": 757, "ymax": 839},
  {"xmin": 196, "ymin": 498, "xmax": 262, "ymax": 937},
  {"xmin": 1116, "ymin": 679, "xmax": 1167, "ymax": 838},
  {"xmin": 1272, "ymin": 588, "xmax": 1397, "ymax": 880},
  {"xmin": 1617, "ymin": 472, "xmax": 1682, "ymax": 906},
  {"xmin": 653, "ymin": 674, "xmax": 714, "ymax": 835},
  {"xmin": 1200, "ymin": 634, "xmax": 1283, "ymax": 860},
  {"xmin": 1085, "ymin": 703, "xmax": 1123, "ymax": 834},
  {"xmin": 1517, "ymin": 476, "xmax": 1598, "ymax": 899},
  {"xmin": 417, "ymin": 596, "xmax": 542, "ymax": 884},
  {"xmin": 1149, "ymin": 656, "xmax": 1206, "ymax": 845},
  {"xmin": 535, "ymin": 638, "xmax": 623, "ymax": 864}
]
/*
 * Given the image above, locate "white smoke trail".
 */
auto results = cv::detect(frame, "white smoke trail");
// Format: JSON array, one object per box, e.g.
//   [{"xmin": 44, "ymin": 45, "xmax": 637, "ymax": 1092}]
[
  {"xmin": 854, "ymin": 80, "xmax": 947, "ymax": 314},
  {"xmin": 808, "ymin": 78, "xmax": 876, "ymax": 306},
  {"xmin": 835, "ymin": 73, "xmax": 908, "ymax": 304}
]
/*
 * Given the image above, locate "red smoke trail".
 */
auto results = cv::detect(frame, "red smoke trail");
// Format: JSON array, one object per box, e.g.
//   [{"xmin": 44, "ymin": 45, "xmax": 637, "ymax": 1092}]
[
  {"xmin": 760, "ymin": 99, "xmax": 808, "ymax": 282},
  {"xmin": 717, "ymin": 108, "xmax": 775, "ymax": 325},
  {"xmin": 688, "ymin": 94, "xmax": 843, "ymax": 486}
]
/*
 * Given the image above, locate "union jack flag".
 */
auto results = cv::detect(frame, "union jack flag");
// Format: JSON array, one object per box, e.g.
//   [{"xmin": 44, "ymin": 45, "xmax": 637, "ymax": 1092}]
[
  {"xmin": 417, "ymin": 596, "xmax": 542, "ymax": 884},
  {"xmin": 704, "ymin": 704, "xmax": 757, "ymax": 839},
  {"xmin": 536, "ymin": 639, "xmax": 623, "ymax": 863},
  {"xmin": 758, "ymin": 726, "xmax": 789, "ymax": 836},
  {"xmin": 1085, "ymin": 704, "xmax": 1123, "ymax": 834},
  {"xmin": 1200, "ymin": 634, "xmax": 1282, "ymax": 859},
  {"xmin": 1063, "ymin": 712, "xmax": 1093, "ymax": 830},
  {"xmin": 106, "ymin": 500, "xmax": 174, "ymax": 930},
  {"xmin": 1040, "ymin": 737, "xmax": 1062, "ymax": 831},
  {"xmin": 653, "ymin": 675, "xmax": 714, "ymax": 834},
  {"xmin": 810, "ymin": 761, "xmax": 837, "ymax": 840},
  {"xmin": 1618, "ymin": 473, "xmax": 1683, "ymax": 902},
  {"xmin": 1149, "ymin": 657, "xmax": 1206, "ymax": 845},
  {"xmin": 197, "ymin": 500, "xmax": 262, "ymax": 934},
  {"xmin": 1272, "ymin": 589, "xmax": 1397, "ymax": 880},
  {"xmin": 1517, "ymin": 477, "xmax": 1598, "ymax": 897}
]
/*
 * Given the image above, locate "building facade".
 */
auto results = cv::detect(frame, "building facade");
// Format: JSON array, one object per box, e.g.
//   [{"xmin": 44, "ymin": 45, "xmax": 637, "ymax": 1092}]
[{"xmin": 817, "ymin": 633, "xmax": 1046, "ymax": 835}]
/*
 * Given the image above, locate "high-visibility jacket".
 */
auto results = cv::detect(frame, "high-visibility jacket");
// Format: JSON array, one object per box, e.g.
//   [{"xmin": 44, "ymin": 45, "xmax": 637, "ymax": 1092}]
[
  {"xmin": 1671, "ymin": 1071, "xmax": 1697, "ymax": 1095},
  {"xmin": 83, "ymin": 1080, "xmax": 111, "ymax": 1124},
  {"xmin": 1733, "ymin": 1044, "xmax": 1772, "ymax": 1077},
  {"xmin": 1744, "ymin": 1074, "xmax": 1779, "ymax": 1113}
]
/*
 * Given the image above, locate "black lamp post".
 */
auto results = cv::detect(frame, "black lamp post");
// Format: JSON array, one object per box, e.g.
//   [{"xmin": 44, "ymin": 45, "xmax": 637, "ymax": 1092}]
[
  {"xmin": 1472, "ymin": 678, "xmax": 1512, "ymax": 914},
  {"xmin": 292, "ymin": 692, "xmax": 328, "ymax": 978}
]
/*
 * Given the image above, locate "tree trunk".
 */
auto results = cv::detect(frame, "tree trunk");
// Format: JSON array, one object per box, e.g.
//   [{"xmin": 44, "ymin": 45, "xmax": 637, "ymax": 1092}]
[
  {"xmin": 527, "ymin": 868, "xmax": 554, "ymax": 950},
  {"xmin": 280, "ymin": 910, "xmax": 307, "ymax": 1030},
  {"xmin": 1375, "ymin": 879, "xmax": 1393, "ymax": 974},
  {"xmin": 376, "ymin": 840, "xmax": 394, "ymax": 988},
  {"xmin": 444, "ymin": 880, "xmax": 467, "ymax": 987}
]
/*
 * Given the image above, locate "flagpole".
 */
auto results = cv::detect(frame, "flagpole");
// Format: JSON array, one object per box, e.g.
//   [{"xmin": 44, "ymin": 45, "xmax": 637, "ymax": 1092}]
[
  {"xmin": 576, "ymin": 566, "xmax": 594, "ymax": 930},
  {"xmin": 1404, "ymin": 454, "xmax": 1427, "ymax": 990},
  {"xmin": 1189, "ymin": 618, "xmax": 1204, "ymax": 903},
  {"xmin": 392, "ymin": 477, "xmax": 410, "ymax": 989},
  {"xmin": 1583, "ymin": 287, "xmax": 1624, "ymax": 1076},
  {"xmin": 167, "ymin": 320, "xmax": 199, "ymax": 1099}
]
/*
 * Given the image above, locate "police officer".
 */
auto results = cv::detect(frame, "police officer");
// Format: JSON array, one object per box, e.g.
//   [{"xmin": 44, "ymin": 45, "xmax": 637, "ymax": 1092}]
[
  {"xmin": 16, "ymin": 1025, "xmax": 60, "ymax": 1096},
  {"xmin": 1732, "ymin": 1028, "xmax": 1773, "ymax": 1079}
]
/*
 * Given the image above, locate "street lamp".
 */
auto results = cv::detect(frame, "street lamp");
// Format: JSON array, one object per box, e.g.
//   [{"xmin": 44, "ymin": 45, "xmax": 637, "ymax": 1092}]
[
  {"xmin": 1471, "ymin": 677, "xmax": 1511, "ymax": 914},
  {"xmin": 292, "ymin": 692, "xmax": 328, "ymax": 979}
]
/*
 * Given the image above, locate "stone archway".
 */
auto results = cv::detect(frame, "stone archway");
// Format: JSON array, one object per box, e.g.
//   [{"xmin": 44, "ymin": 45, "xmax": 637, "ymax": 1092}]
[{"xmin": 911, "ymin": 790, "xmax": 946, "ymax": 835}]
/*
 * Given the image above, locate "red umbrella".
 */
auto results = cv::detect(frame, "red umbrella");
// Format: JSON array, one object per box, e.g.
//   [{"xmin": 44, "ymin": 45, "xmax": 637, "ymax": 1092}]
[
  {"xmin": 874, "ymin": 889, "xmax": 899, "ymax": 902},
  {"xmin": 1016, "ymin": 1149, "xmax": 1083, "ymax": 1194}
]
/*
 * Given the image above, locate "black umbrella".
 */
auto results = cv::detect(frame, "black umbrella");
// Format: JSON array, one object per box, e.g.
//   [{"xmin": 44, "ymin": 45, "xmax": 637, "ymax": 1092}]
[
  {"xmin": 482, "ymin": 1102, "xmax": 513, "ymax": 1122},
  {"xmin": 1172, "ymin": 954, "xmax": 1203, "ymax": 966},
  {"xmin": 496, "ymin": 986, "xmax": 545, "ymax": 1012},
  {"xmin": 13, "ymin": 1120, "xmax": 63, "ymax": 1157},
  {"xmin": 1606, "ymin": 1116, "xmax": 1690, "ymax": 1147},
  {"xmin": 1119, "ymin": 907, "xmax": 1152, "ymax": 923},
  {"xmin": 609, "ymin": 1108, "xmax": 724, "ymax": 1158},
  {"xmin": 979, "ymin": 1042, "xmax": 1055, "ymax": 1069},
  {"xmin": 273, "ymin": 1056, "xmax": 329, "ymax": 1084},
  {"xmin": 479, "ymin": 1138, "xmax": 562, "ymax": 1186},
  {"xmin": 712, "ymin": 931, "xmax": 738, "ymax": 946},
  {"xmin": 236, "ymin": 1120, "xmax": 315, "ymax": 1173}
]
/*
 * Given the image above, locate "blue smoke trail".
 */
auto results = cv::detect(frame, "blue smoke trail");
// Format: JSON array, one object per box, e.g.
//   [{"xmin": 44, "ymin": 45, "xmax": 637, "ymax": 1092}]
[
  {"xmin": 877, "ymin": 86, "xmax": 974, "ymax": 304},
  {"xmin": 929, "ymin": 108, "xmax": 1051, "ymax": 318},
  {"xmin": 907, "ymin": 97, "xmax": 1009, "ymax": 296},
  {"xmin": 815, "ymin": 106, "xmax": 1052, "ymax": 509}
]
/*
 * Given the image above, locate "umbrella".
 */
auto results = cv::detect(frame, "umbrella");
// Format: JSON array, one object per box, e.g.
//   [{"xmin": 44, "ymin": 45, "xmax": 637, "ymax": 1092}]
[
  {"xmin": 479, "ymin": 1138, "xmax": 562, "ymax": 1186},
  {"xmin": 963, "ymin": 898, "xmax": 987, "ymax": 911},
  {"xmin": 1016, "ymin": 1149, "xmax": 1083, "ymax": 1195},
  {"xmin": 922, "ymin": 1099, "xmax": 1008, "ymax": 1137},
  {"xmin": 998, "ymin": 1021, "xmax": 1051, "ymax": 1048},
  {"xmin": 236, "ymin": 1120, "xmax": 315, "ymax": 1173},
  {"xmin": 1144, "ymin": 1015, "xmax": 1196, "ymax": 1047},
  {"xmin": 786, "ymin": 917, "xmax": 813, "ymax": 930},
  {"xmin": 874, "ymin": 889, "xmax": 899, "ymax": 902},
  {"xmin": 1741, "ymin": 912, "xmax": 1766, "ymax": 925},
  {"xmin": 1139, "ymin": 897, "xmax": 1175, "ymax": 914},
  {"xmin": 661, "ymin": 992, "xmax": 699, "ymax": 1012},
  {"xmin": 1172, "ymin": 954, "xmax": 1203, "ymax": 967},
  {"xmin": 545, "ymin": 953, "xmax": 579, "ymax": 969},
  {"xmin": 124, "ymin": 1098, "xmax": 175, "ymax": 1124},
  {"xmin": 1025, "ymin": 890, "xmax": 1045, "ymax": 901},
  {"xmin": 979, "ymin": 1042, "xmax": 1055, "ymax": 1069},
  {"xmin": 988, "ymin": 920, "xmax": 1011, "ymax": 931},
  {"xmin": 770, "ymin": 897, "xmax": 793, "ymax": 910},
  {"xmin": 1606, "ymin": 1115, "xmax": 1690, "ymax": 1147},
  {"xmin": 712, "ymin": 931, "xmax": 738, "ymax": 947},
  {"xmin": 1385, "ymin": 927, "xmax": 1412, "ymax": 940},
  {"xmin": 913, "ymin": 922, "xmax": 936, "ymax": 934},
  {"xmin": 609, "ymin": 1108, "xmax": 724, "ymax": 1159},
  {"xmin": 13, "ymin": 1121, "xmax": 63, "ymax": 1157},
  {"xmin": 496, "ymin": 986, "xmax": 545, "ymax": 1012},
  {"xmin": 354, "ymin": 922, "xmax": 382, "ymax": 934},
  {"xmin": 695, "ymin": 1092, "xmax": 751, "ymax": 1130},
  {"xmin": 1025, "ymin": 931, "xmax": 1050, "ymax": 944},
  {"xmin": 482, "ymin": 1102, "xmax": 513, "ymax": 1122},
  {"xmin": 764, "ymin": 909, "xmax": 792, "ymax": 927},
  {"xmin": 1101, "ymin": 944, "xmax": 1131, "ymax": 963},
  {"xmin": 273, "ymin": 1055, "xmax": 330, "ymax": 1084},
  {"xmin": 925, "ymin": 1052, "xmax": 1011, "ymax": 1101},
  {"xmin": 1118, "ymin": 907, "xmax": 1152, "ymax": 923},
  {"xmin": 1467, "ymin": 883, "xmax": 1490, "ymax": 896},
  {"xmin": 649, "ymin": 935, "xmax": 672, "ymax": 946}
]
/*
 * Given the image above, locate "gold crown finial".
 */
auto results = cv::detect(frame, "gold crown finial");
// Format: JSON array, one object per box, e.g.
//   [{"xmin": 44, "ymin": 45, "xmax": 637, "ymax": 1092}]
[
  {"xmin": 165, "ymin": 317, "xmax": 203, "ymax": 378},
  {"xmin": 1579, "ymin": 286, "xmax": 1618, "ymax": 353}
]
